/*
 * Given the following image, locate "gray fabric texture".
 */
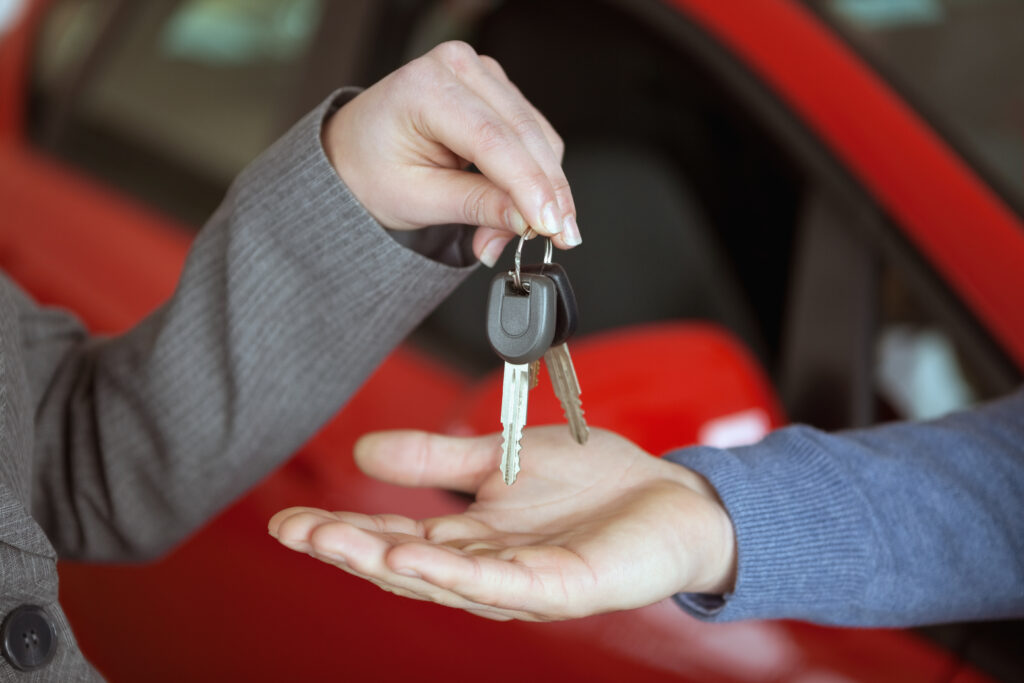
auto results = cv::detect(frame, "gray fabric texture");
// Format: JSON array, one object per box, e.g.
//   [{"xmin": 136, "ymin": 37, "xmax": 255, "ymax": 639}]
[
  {"xmin": 667, "ymin": 387, "xmax": 1024, "ymax": 626},
  {"xmin": 0, "ymin": 90, "xmax": 475, "ymax": 681}
]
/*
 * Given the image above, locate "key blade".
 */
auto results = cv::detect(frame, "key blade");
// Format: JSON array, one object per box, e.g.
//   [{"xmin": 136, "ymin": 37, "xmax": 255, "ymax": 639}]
[
  {"xmin": 499, "ymin": 422, "xmax": 519, "ymax": 484},
  {"xmin": 500, "ymin": 363, "xmax": 529, "ymax": 484},
  {"xmin": 544, "ymin": 344, "xmax": 590, "ymax": 445}
]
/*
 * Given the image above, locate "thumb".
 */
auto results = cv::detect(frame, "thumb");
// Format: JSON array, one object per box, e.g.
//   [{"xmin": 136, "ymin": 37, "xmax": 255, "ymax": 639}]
[
  {"xmin": 354, "ymin": 430, "xmax": 499, "ymax": 493},
  {"xmin": 393, "ymin": 167, "xmax": 530, "ymax": 237}
]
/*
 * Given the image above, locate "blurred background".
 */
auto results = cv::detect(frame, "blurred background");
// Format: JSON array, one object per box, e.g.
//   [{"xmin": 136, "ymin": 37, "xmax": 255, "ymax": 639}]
[
  {"xmin": 1, "ymin": 0, "xmax": 1022, "ymax": 681},
  {"xmin": 14, "ymin": 0, "xmax": 1024, "ymax": 412}
]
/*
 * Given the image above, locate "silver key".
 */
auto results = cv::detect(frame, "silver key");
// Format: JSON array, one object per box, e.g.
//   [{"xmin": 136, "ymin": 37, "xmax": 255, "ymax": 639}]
[
  {"xmin": 519, "ymin": 241, "xmax": 588, "ymax": 446},
  {"xmin": 544, "ymin": 343, "xmax": 589, "ymax": 444},
  {"xmin": 486, "ymin": 236, "xmax": 558, "ymax": 485},
  {"xmin": 500, "ymin": 362, "xmax": 530, "ymax": 484}
]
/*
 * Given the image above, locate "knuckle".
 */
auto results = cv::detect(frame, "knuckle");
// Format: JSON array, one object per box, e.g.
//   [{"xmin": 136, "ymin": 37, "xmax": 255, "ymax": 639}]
[
  {"xmin": 462, "ymin": 183, "xmax": 492, "ymax": 226},
  {"xmin": 551, "ymin": 175, "xmax": 571, "ymax": 196},
  {"xmin": 413, "ymin": 433, "xmax": 437, "ymax": 485},
  {"xmin": 551, "ymin": 133, "xmax": 566, "ymax": 159},
  {"xmin": 526, "ymin": 169, "xmax": 552, "ymax": 195},
  {"xmin": 509, "ymin": 111, "xmax": 540, "ymax": 139},
  {"xmin": 478, "ymin": 54, "xmax": 505, "ymax": 76},
  {"xmin": 432, "ymin": 40, "xmax": 479, "ymax": 72},
  {"xmin": 473, "ymin": 117, "xmax": 511, "ymax": 154}
]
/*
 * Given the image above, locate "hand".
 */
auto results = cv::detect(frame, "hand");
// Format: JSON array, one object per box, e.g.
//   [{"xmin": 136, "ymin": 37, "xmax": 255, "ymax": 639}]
[
  {"xmin": 269, "ymin": 427, "xmax": 736, "ymax": 622},
  {"xmin": 322, "ymin": 41, "xmax": 581, "ymax": 266}
]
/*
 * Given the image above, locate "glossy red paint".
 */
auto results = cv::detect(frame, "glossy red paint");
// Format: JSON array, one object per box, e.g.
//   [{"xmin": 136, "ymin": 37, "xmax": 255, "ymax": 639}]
[
  {"xmin": 669, "ymin": 0, "xmax": 1024, "ymax": 369},
  {"xmin": 450, "ymin": 322, "xmax": 786, "ymax": 455},
  {"xmin": 57, "ymin": 321, "xmax": 971, "ymax": 682},
  {"xmin": 0, "ymin": 0, "xmax": 1005, "ymax": 681},
  {"xmin": 0, "ymin": 144, "xmax": 191, "ymax": 331}
]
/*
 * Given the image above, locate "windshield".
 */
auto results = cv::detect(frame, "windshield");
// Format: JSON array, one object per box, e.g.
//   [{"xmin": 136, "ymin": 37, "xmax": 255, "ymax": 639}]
[{"xmin": 806, "ymin": 0, "xmax": 1024, "ymax": 215}]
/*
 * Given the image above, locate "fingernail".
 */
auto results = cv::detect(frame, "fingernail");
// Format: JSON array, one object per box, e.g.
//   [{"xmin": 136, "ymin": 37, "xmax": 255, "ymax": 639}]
[
  {"xmin": 396, "ymin": 568, "xmax": 421, "ymax": 579},
  {"xmin": 479, "ymin": 238, "xmax": 507, "ymax": 268},
  {"xmin": 541, "ymin": 202, "xmax": 563, "ymax": 235},
  {"xmin": 562, "ymin": 214, "xmax": 582, "ymax": 246},
  {"xmin": 507, "ymin": 208, "xmax": 528, "ymax": 235}
]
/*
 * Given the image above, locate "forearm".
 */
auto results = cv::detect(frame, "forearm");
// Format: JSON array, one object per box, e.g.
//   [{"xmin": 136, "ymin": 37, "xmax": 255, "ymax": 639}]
[
  {"xmin": 28, "ymin": 92, "xmax": 475, "ymax": 561},
  {"xmin": 667, "ymin": 388, "xmax": 1024, "ymax": 626}
]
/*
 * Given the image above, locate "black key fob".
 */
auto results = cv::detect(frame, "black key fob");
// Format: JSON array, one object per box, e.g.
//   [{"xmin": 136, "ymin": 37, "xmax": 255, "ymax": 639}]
[{"xmin": 520, "ymin": 262, "xmax": 578, "ymax": 346}]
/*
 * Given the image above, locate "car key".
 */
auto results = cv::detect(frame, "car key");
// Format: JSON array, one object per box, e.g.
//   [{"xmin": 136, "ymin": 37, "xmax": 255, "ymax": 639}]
[
  {"xmin": 528, "ymin": 358, "xmax": 541, "ymax": 390},
  {"xmin": 521, "ymin": 256, "xmax": 589, "ymax": 445},
  {"xmin": 486, "ymin": 260, "xmax": 557, "ymax": 485}
]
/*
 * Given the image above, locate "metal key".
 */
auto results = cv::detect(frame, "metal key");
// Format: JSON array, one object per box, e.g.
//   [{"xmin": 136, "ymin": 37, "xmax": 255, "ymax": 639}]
[
  {"xmin": 499, "ymin": 361, "xmax": 530, "ymax": 484},
  {"xmin": 486, "ymin": 257, "xmax": 557, "ymax": 484},
  {"xmin": 528, "ymin": 359, "xmax": 541, "ymax": 389},
  {"xmin": 544, "ymin": 343, "xmax": 588, "ymax": 444},
  {"xmin": 521, "ymin": 257, "xmax": 589, "ymax": 445}
]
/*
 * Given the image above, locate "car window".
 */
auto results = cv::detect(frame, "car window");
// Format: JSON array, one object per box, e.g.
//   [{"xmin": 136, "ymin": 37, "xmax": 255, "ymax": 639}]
[
  {"xmin": 877, "ymin": 261, "xmax": 992, "ymax": 420},
  {"xmin": 28, "ymin": 0, "xmax": 325, "ymax": 227},
  {"xmin": 806, "ymin": 0, "xmax": 1024, "ymax": 216}
]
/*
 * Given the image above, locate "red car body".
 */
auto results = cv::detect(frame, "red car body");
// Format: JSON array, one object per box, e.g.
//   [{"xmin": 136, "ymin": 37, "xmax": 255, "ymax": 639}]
[{"xmin": 1, "ymin": 0, "xmax": 1020, "ymax": 680}]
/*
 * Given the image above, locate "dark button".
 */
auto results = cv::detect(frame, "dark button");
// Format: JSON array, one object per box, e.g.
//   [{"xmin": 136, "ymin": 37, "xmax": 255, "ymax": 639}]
[{"xmin": 2, "ymin": 605, "xmax": 57, "ymax": 672}]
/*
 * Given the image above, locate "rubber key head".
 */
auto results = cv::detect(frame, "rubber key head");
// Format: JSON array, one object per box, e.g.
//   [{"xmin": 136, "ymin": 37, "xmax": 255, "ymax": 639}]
[
  {"xmin": 486, "ymin": 273, "xmax": 556, "ymax": 364},
  {"xmin": 520, "ymin": 262, "xmax": 578, "ymax": 346}
]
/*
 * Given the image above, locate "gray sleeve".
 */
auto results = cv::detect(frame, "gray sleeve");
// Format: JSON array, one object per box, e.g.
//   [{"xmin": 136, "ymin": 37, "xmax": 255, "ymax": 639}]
[
  {"xmin": 21, "ymin": 90, "xmax": 476, "ymax": 561},
  {"xmin": 665, "ymin": 388, "xmax": 1024, "ymax": 626}
]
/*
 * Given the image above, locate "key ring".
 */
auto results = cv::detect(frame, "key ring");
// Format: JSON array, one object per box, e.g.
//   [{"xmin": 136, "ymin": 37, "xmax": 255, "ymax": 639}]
[{"xmin": 510, "ymin": 229, "xmax": 553, "ymax": 293}]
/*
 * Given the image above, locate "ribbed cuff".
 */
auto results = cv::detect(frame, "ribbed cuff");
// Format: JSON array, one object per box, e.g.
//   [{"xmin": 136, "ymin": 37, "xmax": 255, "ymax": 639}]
[{"xmin": 664, "ymin": 426, "xmax": 873, "ymax": 623}]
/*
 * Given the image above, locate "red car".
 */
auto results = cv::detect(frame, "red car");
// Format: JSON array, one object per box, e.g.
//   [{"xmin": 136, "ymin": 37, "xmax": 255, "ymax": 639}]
[{"xmin": 1, "ymin": 0, "xmax": 1021, "ymax": 680}]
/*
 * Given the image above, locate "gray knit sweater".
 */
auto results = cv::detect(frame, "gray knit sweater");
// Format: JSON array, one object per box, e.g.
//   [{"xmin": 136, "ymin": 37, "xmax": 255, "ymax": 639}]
[{"xmin": 670, "ymin": 388, "xmax": 1024, "ymax": 626}]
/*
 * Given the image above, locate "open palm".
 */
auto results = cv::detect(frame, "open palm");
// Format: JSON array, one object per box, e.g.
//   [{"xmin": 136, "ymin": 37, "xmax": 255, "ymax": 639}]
[{"xmin": 269, "ymin": 426, "xmax": 735, "ymax": 621}]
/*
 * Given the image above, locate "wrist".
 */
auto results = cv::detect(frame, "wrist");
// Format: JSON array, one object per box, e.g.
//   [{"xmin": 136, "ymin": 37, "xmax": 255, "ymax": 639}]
[
  {"xmin": 665, "ymin": 467, "xmax": 737, "ymax": 595},
  {"xmin": 692, "ymin": 471, "xmax": 738, "ymax": 594},
  {"xmin": 320, "ymin": 93, "xmax": 359, "ymax": 191}
]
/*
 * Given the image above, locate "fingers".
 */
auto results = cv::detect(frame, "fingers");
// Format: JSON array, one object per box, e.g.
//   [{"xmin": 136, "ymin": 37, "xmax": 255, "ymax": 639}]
[
  {"xmin": 414, "ymin": 80, "xmax": 557, "ymax": 237},
  {"xmin": 354, "ymin": 430, "xmax": 499, "ymax": 493},
  {"xmin": 323, "ymin": 41, "xmax": 581, "ymax": 252},
  {"xmin": 473, "ymin": 226, "xmax": 513, "ymax": 268},
  {"xmin": 463, "ymin": 55, "xmax": 578, "ymax": 251},
  {"xmin": 383, "ymin": 540, "xmax": 587, "ymax": 619},
  {"xmin": 268, "ymin": 507, "xmax": 575, "ymax": 617},
  {"xmin": 386, "ymin": 166, "xmax": 521, "ymax": 265},
  {"xmin": 480, "ymin": 55, "xmax": 564, "ymax": 164},
  {"xmin": 384, "ymin": 541, "xmax": 534, "ymax": 602},
  {"xmin": 268, "ymin": 506, "xmax": 337, "ymax": 550},
  {"xmin": 418, "ymin": 42, "xmax": 580, "ymax": 248},
  {"xmin": 269, "ymin": 507, "xmax": 539, "ymax": 620}
]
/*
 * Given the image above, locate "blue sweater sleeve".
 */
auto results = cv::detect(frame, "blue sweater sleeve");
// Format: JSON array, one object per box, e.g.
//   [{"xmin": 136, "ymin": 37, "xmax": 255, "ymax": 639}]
[{"xmin": 664, "ymin": 388, "xmax": 1024, "ymax": 626}]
